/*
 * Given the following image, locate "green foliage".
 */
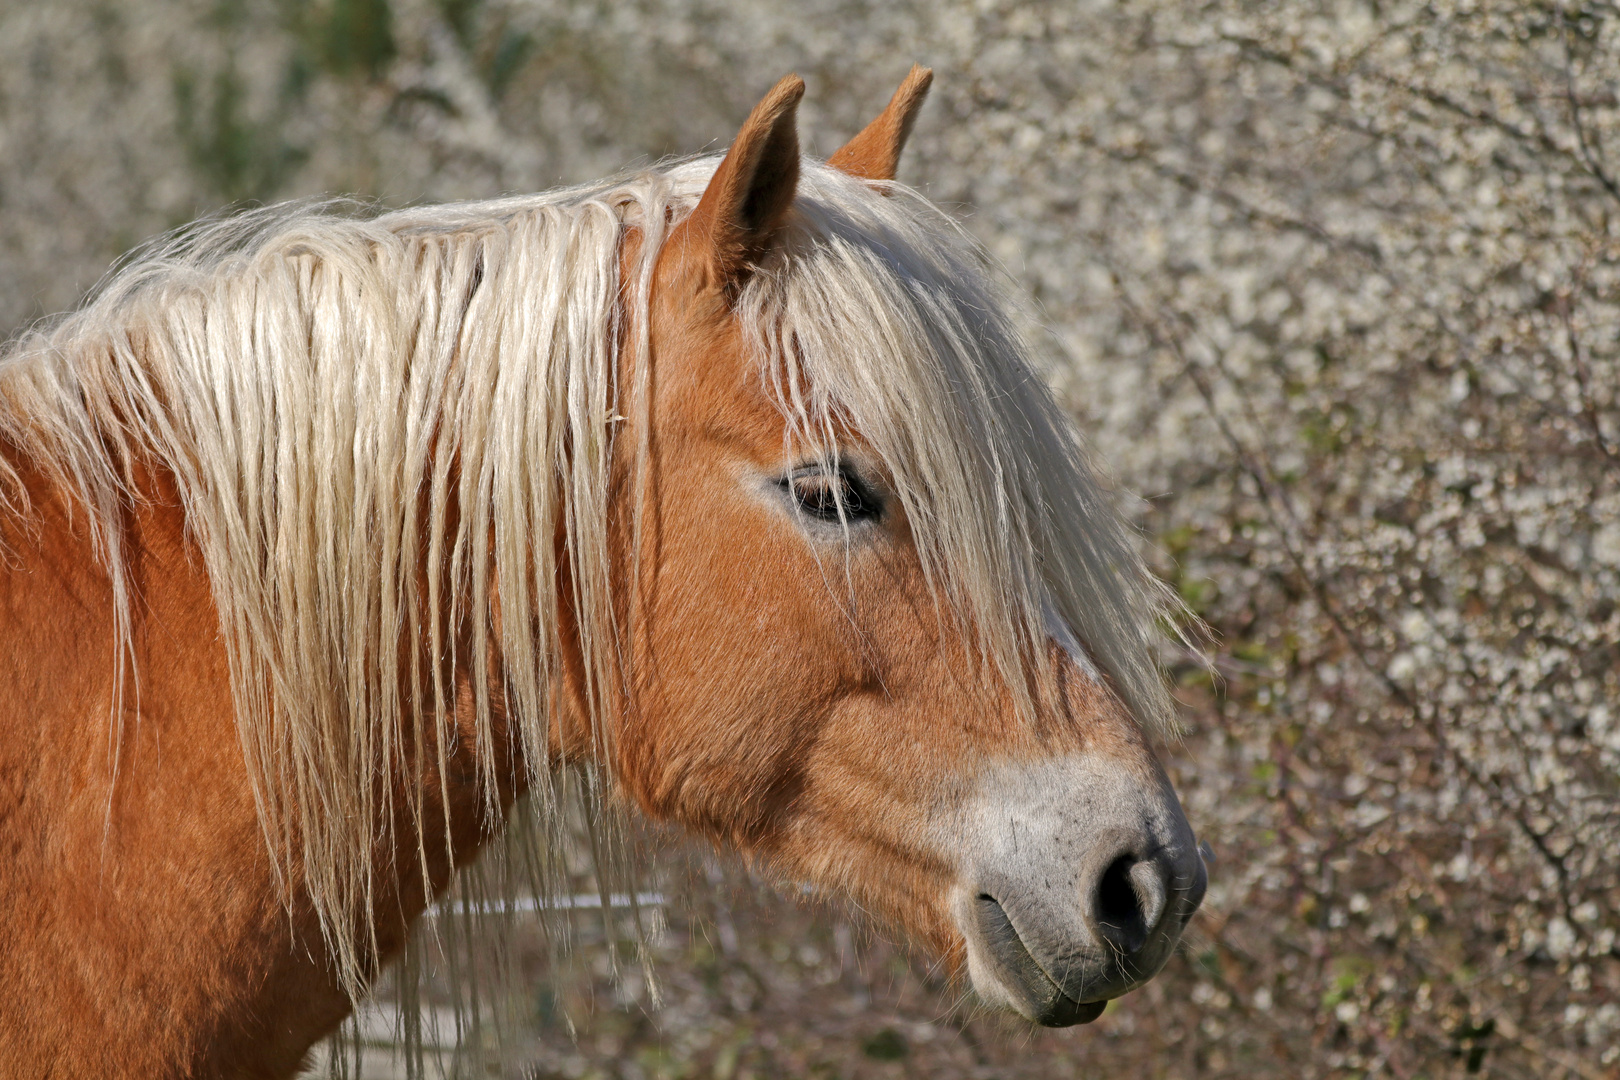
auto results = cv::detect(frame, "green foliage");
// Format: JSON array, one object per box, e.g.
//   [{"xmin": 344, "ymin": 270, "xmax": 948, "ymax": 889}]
[
  {"xmin": 487, "ymin": 28, "xmax": 534, "ymax": 100},
  {"xmin": 438, "ymin": 0, "xmax": 479, "ymax": 47},
  {"xmin": 1451, "ymin": 1018, "xmax": 1495, "ymax": 1074},
  {"xmin": 1321, "ymin": 955, "xmax": 1374, "ymax": 1009},
  {"xmin": 172, "ymin": 61, "xmax": 306, "ymax": 204},
  {"xmin": 861, "ymin": 1028, "xmax": 908, "ymax": 1061},
  {"xmin": 634, "ymin": 1044, "xmax": 688, "ymax": 1080},
  {"xmin": 1177, "ymin": 574, "xmax": 1218, "ymax": 614},
  {"xmin": 432, "ymin": 0, "xmax": 536, "ymax": 103},
  {"xmin": 1231, "ymin": 640, "xmax": 1271, "ymax": 666},
  {"xmin": 289, "ymin": 0, "xmax": 396, "ymax": 81},
  {"xmin": 1298, "ymin": 405, "xmax": 1356, "ymax": 456}
]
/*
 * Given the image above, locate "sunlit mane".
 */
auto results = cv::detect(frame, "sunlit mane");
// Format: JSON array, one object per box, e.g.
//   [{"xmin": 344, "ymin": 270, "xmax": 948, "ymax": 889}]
[
  {"xmin": 736, "ymin": 162, "xmax": 1183, "ymax": 735},
  {"xmin": 0, "ymin": 156, "xmax": 1181, "ymax": 995}
]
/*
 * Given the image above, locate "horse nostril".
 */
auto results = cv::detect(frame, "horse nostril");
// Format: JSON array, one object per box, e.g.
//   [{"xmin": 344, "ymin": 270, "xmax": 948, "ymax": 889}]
[
  {"xmin": 1089, "ymin": 853, "xmax": 1168, "ymax": 956},
  {"xmin": 1129, "ymin": 857, "xmax": 1169, "ymax": 932}
]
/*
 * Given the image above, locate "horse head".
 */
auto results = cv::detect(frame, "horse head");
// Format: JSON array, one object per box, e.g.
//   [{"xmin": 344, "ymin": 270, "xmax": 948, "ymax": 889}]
[{"xmin": 581, "ymin": 71, "xmax": 1207, "ymax": 1026}]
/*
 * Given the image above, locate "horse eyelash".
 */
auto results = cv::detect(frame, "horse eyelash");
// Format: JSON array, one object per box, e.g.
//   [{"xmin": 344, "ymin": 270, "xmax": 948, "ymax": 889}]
[{"xmin": 782, "ymin": 465, "xmax": 882, "ymax": 524}]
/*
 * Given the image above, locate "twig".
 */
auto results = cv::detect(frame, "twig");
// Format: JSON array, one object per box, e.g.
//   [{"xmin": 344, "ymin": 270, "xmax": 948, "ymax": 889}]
[
  {"xmin": 1561, "ymin": 1, "xmax": 1620, "ymax": 205},
  {"xmin": 1076, "ymin": 129, "xmax": 1386, "ymax": 268},
  {"xmin": 1555, "ymin": 274, "xmax": 1620, "ymax": 464},
  {"xmin": 1109, "ymin": 278, "xmax": 1581, "ymax": 899}
]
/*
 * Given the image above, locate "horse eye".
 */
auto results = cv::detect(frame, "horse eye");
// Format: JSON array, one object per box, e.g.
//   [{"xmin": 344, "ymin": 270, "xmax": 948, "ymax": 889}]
[{"xmin": 786, "ymin": 469, "xmax": 879, "ymax": 524}]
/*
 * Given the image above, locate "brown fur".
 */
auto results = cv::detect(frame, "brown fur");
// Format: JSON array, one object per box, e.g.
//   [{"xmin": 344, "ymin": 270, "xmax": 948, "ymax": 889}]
[
  {"xmin": 0, "ymin": 73, "xmax": 1169, "ymax": 1076},
  {"xmin": 827, "ymin": 65, "xmax": 934, "ymax": 181}
]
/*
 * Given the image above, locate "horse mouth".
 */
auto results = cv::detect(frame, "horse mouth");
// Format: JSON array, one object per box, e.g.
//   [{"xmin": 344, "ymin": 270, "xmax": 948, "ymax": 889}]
[{"xmin": 973, "ymin": 895, "xmax": 1109, "ymax": 1027}]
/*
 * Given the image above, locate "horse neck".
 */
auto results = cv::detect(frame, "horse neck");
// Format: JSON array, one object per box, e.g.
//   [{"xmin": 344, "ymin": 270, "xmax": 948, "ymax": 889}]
[{"xmin": 0, "ymin": 444, "xmax": 535, "ymax": 1068}]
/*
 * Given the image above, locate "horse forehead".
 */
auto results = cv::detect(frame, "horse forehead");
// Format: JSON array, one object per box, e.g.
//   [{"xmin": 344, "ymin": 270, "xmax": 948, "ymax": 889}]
[
  {"xmin": 638, "ymin": 291, "xmax": 796, "ymax": 457},
  {"xmin": 639, "ymin": 226, "xmax": 882, "ymax": 463},
  {"xmin": 647, "ymin": 325, "xmax": 784, "ymax": 456}
]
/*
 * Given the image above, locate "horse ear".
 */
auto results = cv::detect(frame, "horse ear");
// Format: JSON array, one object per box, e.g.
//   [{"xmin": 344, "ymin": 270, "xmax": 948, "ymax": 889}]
[
  {"xmin": 828, "ymin": 65, "xmax": 933, "ymax": 182},
  {"xmin": 683, "ymin": 74, "xmax": 805, "ymax": 287}
]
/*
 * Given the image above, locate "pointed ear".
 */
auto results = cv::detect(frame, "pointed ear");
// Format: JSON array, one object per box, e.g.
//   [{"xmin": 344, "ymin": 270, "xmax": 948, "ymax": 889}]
[
  {"xmin": 828, "ymin": 65, "xmax": 933, "ymax": 182},
  {"xmin": 681, "ymin": 74, "xmax": 805, "ymax": 287}
]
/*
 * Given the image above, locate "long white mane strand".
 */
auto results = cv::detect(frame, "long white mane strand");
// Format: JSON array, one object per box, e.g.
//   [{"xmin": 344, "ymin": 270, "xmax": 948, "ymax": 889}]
[
  {"xmin": 0, "ymin": 179, "xmax": 670, "ymax": 992},
  {"xmin": 739, "ymin": 161, "xmax": 1186, "ymax": 736},
  {"xmin": 0, "ymin": 156, "xmax": 1183, "ymax": 1001}
]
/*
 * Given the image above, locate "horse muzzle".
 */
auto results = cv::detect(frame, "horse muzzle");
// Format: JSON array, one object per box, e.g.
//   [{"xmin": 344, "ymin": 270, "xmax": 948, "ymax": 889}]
[{"xmin": 951, "ymin": 756, "xmax": 1207, "ymax": 1026}]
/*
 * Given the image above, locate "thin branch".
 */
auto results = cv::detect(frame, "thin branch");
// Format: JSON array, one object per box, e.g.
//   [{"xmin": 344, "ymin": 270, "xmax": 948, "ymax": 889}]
[
  {"xmin": 1110, "ymin": 278, "xmax": 1581, "ymax": 901},
  {"xmin": 1561, "ymin": 1, "xmax": 1620, "ymax": 205},
  {"xmin": 1222, "ymin": 23, "xmax": 1620, "ymax": 208},
  {"xmin": 1073, "ymin": 128, "xmax": 1387, "ymax": 268},
  {"xmin": 1555, "ymin": 286, "xmax": 1620, "ymax": 464}
]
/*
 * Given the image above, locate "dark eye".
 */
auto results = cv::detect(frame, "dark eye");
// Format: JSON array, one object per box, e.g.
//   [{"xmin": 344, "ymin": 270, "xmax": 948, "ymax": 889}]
[{"xmin": 784, "ymin": 468, "xmax": 880, "ymax": 524}]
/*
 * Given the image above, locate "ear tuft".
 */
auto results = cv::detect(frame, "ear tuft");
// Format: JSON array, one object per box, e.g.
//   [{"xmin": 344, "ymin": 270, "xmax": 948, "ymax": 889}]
[
  {"xmin": 684, "ymin": 74, "xmax": 806, "ymax": 286},
  {"xmin": 828, "ymin": 65, "xmax": 933, "ymax": 183}
]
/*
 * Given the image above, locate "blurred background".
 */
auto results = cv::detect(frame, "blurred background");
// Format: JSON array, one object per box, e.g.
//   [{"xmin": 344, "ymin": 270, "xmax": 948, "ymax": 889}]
[{"xmin": 3, "ymin": 0, "xmax": 1616, "ymax": 1076}]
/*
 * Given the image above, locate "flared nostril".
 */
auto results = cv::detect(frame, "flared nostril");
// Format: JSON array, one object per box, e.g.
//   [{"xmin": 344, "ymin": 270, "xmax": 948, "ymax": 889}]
[
  {"xmin": 1091, "ymin": 854, "xmax": 1152, "ymax": 955},
  {"xmin": 1088, "ymin": 849, "xmax": 1179, "ymax": 956},
  {"xmin": 1129, "ymin": 858, "xmax": 1169, "ymax": 931}
]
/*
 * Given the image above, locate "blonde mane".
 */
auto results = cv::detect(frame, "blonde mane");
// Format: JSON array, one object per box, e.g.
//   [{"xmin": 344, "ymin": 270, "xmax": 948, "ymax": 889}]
[{"xmin": 0, "ymin": 157, "xmax": 1182, "ymax": 996}]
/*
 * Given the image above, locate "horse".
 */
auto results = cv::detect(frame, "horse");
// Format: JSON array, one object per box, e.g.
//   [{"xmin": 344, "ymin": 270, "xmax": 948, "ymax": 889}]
[{"xmin": 0, "ymin": 67, "xmax": 1206, "ymax": 1077}]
